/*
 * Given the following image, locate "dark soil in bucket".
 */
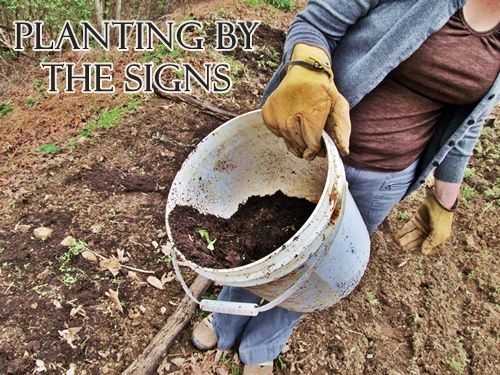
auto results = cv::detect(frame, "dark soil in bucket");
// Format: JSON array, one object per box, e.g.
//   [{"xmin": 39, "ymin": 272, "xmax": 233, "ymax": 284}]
[{"xmin": 169, "ymin": 190, "xmax": 316, "ymax": 268}]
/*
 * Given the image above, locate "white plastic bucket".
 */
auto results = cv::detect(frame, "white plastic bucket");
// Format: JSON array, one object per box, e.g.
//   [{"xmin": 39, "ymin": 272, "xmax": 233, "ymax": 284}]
[{"xmin": 166, "ymin": 110, "xmax": 370, "ymax": 315}]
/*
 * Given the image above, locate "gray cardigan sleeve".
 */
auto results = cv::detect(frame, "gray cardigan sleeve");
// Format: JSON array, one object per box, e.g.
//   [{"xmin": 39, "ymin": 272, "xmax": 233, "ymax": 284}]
[
  {"xmin": 433, "ymin": 117, "xmax": 484, "ymax": 184},
  {"xmin": 283, "ymin": 0, "xmax": 381, "ymax": 62}
]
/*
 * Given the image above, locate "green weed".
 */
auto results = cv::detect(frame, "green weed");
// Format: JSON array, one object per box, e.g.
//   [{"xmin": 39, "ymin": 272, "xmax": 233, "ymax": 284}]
[
  {"xmin": 197, "ymin": 229, "xmax": 216, "ymax": 252},
  {"xmin": 0, "ymin": 103, "xmax": 13, "ymax": 118},
  {"xmin": 58, "ymin": 240, "xmax": 88, "ymax": 287},
  {"xmin": 265, "ymin": 0, "xmax": 292, "ymax": 11},
  {"xmin": 460, "ymin": 186, "xmax": 476, "ymax": 202},
  {"xmin": 277, "ymin": 354, "xmax": 287, "ymax": 369},
  {"xmin": 463, "ymin": 167, "xmax": 475, "ymax": 179},
  {"xmin": 366, "ymin": 291, "xmax": 379, "ymax": 306},
  {"xmin": 142, "ymin": 44, "xmax": 184, "ymax": 63},
  {"xmin": 157, "ymin": 255, "xmax": 172, "ymax": 264},
  {"xmin": 39, "ymin": 143, "xmax": 59, "ymax": 154},
  {"xmin": 449, "ymin": 358, "xmax": 468, "ymax": 373},
  {"xmin": 26, "ymin": 97, "xmax": 36, "ymax": 106},
  {"xmin": 66, "ymin": 96, "xmax": 142, "ymax": 149},
  {"xmin": 397, "ymin": 211, "xmax": 410, "ymax": 221}
]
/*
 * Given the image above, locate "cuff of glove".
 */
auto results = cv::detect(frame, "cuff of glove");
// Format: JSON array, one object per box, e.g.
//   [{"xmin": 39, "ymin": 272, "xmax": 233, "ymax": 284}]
[
  {"xmin": 428, "ymin": 187, "xmax": 457, "ymax": 212},
  {"xmin": 289, "ymin": 43, "xmax": 334, "ymax": 80}
]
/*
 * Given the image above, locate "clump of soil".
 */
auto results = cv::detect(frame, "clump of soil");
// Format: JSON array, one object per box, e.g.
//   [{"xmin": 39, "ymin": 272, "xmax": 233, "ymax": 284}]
[{"xmin": 169, "ymin": 191, "xmax": 316, "ymax": 268}]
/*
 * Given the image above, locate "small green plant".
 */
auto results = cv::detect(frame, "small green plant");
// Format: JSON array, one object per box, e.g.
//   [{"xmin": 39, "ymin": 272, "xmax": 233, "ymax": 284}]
[
  {"xmin": 0, "ymin": 103, "xmax": 13, "ymax": 118},
  {"xmin": 465, "ymin": 270, "xmax": 475, "ymax": 281},
  {"xmin": 2, "ymin": 261, "xmax": 13, "ymax": 269},
  {"xmin": 157, "ymin": 254, "xmax": 172, "ymax": 264},
  {"xmin": 460, "ymin": 186, "xmax": 476, "ymax": 202},
  {"xmin": 247, "ymin": 0, "xmax": 266, "ymax": 8},
  {"xmin": 26, "ymin": 97, "xmax": 36, "ymax": 106},
  {"xmin": 197, "ymin": 229, "xmax": 216, "ymax": 252},
  {"xmin": 277, "ymin": 354, "xmax": 287, "ymax": 369},
  {"xmin": 33, "ymin": 284, "xmax": 48, "ymax": 297},
  {"xmin": 40, "ymin": 143, "xmax": 59, "ymax": 154},
  {"xmin": 265, "ymin": 0, "xmax": 292, "ymax": 11},
  {"xmin": 66, "ymin": 97, "xmax": 142, "ymax": 149},
  {"xmin": 58, "ymin": 240, "xmax": 88, "ymax": 287},
  {"xmin": 366, "ymin": 291, "xmax": 379, "ymax": 306},
  {"xmin": 463, "ymin": 167, "xmax": 475, "ymax": 179},
  {"xmin": 142, "ymin": 44, "xmax": 184, "ymax": 63},
  {"xmin": 397, "ymin": 211, "xmax": 410, "ymax": 221},
  {"xmin": 449, "ymin": 358, "xmax": 468, "ymax": 373}
]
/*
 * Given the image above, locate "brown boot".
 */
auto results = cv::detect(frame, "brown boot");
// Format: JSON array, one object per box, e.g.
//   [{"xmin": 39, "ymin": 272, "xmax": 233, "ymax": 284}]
[{"xmin": 192, "ymin": 314, "xmax": 217, "ymax": 350}]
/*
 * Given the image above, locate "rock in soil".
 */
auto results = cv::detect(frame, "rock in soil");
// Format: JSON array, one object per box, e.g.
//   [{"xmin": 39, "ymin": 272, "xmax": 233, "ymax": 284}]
[
  {"xmin": 33, "ymin": 226, "xmax": 53, "ymax": 240},
  {"xmin": 169, "ymin": 190, "xmax": 316, "ymax": 269}
]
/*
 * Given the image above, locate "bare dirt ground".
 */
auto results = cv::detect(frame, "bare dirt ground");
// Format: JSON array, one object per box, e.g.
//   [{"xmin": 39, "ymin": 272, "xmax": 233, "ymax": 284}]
[{"xmin": 0, "ymin": 1, "xmax": 498, "ymax": 374}]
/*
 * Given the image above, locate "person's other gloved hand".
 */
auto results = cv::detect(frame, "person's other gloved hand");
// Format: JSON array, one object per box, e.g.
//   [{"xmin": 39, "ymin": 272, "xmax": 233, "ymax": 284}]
[
  {"xmin": 262, "ymin": 43, "xmax": 351, "ymax": 160},
  {"xmin": 396, "ymin": 187, "xmax": 455, "ymax": 255}
]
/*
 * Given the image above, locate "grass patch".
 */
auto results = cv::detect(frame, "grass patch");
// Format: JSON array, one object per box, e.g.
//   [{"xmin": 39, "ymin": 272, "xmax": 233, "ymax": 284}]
[
  {"xmin": 0, "ymin": 103, "xmax": 13, "ymax": 118},
  {"xmin": 66, "ymin": 96, "xmax": 142, "ymax": 149},
  {"xmin": 39, "ymin": 143, "xmax": 59, "ymax": 154},
  {"xmin": 142, "ymin": 44, "xmax": 184, "ymax": 63},
  {"xmin": 265, "ymin": 0, "xmax": 292, "ymax": 11},
  {"xmin": 460, "ymin": 186, "xmax": 476, "ymax": 203}
]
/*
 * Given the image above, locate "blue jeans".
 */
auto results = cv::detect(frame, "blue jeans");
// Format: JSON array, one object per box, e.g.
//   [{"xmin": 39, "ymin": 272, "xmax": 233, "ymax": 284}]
[{"xmin": 213, "ymin": 160, "xmax": 419, "ymax": 364}]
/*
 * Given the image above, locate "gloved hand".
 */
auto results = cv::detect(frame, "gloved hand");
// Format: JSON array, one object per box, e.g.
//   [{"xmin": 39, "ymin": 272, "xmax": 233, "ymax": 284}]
[
  {"xmin": 396, "ymin": 187, "xmax": 455, "ymax": 255},
  {"xmin": 262, "ymin": 43, "xmax": 351, "ymax": 160}
]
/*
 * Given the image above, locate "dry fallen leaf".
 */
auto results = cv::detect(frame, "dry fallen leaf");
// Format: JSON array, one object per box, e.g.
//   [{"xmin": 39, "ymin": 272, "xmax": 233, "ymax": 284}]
[
  {"xmin": 171, "ymin": 358, "xmax": 185, "ymax": 367},
  {"xmin": 100, "ymin": 257, "xmax": 121, "ymax": 276},
  {"xmin": 105, "ymin": 288, "xmax": 124, "ymax": 314},
  {"xmin": 70, "ymin": 305, "xmax": 86, "ymax": 318},
  {"xmin": 58, "ymin": 327, "xmax": 82, "ymax": 349},
  {"xmin": 81, "ymin": 251, "xmax": 98, "ymax": 263},
  {"xmin": 36, "ymin": 268, "xmax": 50, "ymax": 280},
  {"xmin": 66, "ymin": 363, "xmax": 76, "ymax": 375},
  {"xmin": 161, "ymin": 242, "xmax": 173, "ymax": 256},
  {"xmin": 147, "ymin": 276, "xmax": 165, "ymax": 290},
  {"xmin": 117, "ymin": 249, "xmax": 129, "ymax": 263},
  {"xmin": 157, "ymin": 359, "xmax": 171, "ymax": 374},
  {"xmin": 34, "ymin": 359, "xmax": 47, "ymax": 373},
  {"xmin": 161, "ymin": 272, "xmax": 175, "ymax": 285},
  {"xmin": 51, "ymin": 299, "xmax": 62, "ymax": 309}
]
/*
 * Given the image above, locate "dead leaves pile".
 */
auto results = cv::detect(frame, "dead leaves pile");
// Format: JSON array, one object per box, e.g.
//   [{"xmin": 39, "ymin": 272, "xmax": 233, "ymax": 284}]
[{"xmin": 157, "ymin": 349, "xmax": 241, "ymax": 375}]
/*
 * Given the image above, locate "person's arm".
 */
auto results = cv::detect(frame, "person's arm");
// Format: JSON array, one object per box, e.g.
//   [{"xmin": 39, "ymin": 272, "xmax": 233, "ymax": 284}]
[
  {"xmin": 433, "ymin": 179, "xmax": 460, "ymax": 209},
  {"xmin": 283, "ymin": 0, "xmax": 381, "ymax": 62},
  {"xmin": 262, "ymin": 1, "xmax": 380, "ymax": 160}
]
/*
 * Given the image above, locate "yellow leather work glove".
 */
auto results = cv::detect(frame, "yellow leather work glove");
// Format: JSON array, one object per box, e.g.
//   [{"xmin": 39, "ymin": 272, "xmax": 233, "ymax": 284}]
[
  {"xmin": 396, "ymin": 187, "xmax": 455, "ymax": 255},
  {"xmin": 262, "ymin": 44, "xmax": 351, "ymax": 160}
]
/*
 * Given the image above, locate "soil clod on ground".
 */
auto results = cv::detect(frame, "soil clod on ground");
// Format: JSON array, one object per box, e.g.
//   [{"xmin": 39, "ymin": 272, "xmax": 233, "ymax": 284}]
[{"xmin": 169, "ymin": 190, "xmax": 316, "ymax": 268}]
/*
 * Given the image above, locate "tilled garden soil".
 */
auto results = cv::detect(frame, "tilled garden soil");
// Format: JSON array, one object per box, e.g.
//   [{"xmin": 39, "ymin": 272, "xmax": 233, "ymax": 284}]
[
  {"xmin": 170, "ymin": 191, "xmax": 316, "ymax": 268},
  {"xmin": 1, "ymin": 1, "xmax": 499, "ymax": 374}
]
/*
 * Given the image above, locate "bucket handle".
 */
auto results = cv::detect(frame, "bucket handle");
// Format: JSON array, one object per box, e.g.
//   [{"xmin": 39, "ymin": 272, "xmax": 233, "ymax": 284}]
[{"xmin": 170, "ymin": 244, "xmax": 321, "ymax": 316}]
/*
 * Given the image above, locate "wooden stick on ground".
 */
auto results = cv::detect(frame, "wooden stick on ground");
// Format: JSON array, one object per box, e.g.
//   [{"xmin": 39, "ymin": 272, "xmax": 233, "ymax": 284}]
[
  {"xmin": 153, "ymin": 87, "xmax": 238, "ymax": 122},
  {"xmin": 122, "ymin": 275, "xmax": 213, "ymax": 375}
]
